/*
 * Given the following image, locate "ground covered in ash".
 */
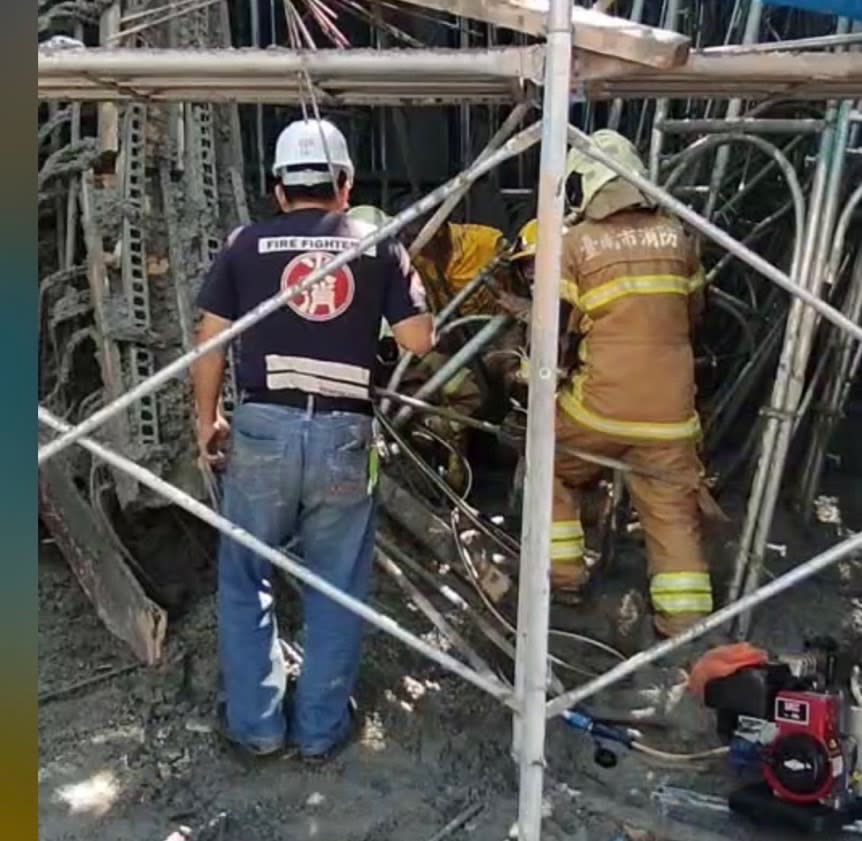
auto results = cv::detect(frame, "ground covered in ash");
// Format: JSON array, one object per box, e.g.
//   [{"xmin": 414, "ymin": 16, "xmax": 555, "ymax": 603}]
[{"xmin": 38, "ymin": 480, "xmax": 862, "ymax": 841}]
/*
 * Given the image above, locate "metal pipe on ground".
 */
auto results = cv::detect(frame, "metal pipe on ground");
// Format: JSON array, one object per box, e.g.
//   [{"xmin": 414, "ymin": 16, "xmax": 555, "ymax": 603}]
[
  {"xmin": 37, "ymin": 121, "xmax": 543, "ymax": 465},
  {"xmin": 374, "ymin": 531, "xmax": 518, "ymax": 667},
  {"xmin": 375, "ymin": 547, "xmax": 502, "ymax": 684},
  {"xmin": 546, "ymin": 529, "xmax": 862, "ymax": 717},
  {"xmin": 513, "ymin": 1, "xmax": 570, "ymax": 838},
  {"xmin": 38, "ymin": 407, "xmax": 516, "ymax": 708}
]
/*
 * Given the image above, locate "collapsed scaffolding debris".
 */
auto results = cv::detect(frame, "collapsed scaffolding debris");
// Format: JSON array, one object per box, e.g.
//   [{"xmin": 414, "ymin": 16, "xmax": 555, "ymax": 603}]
[{"xmin": 37, "ymin": 1, "xmax": 862, "ymax": 839}]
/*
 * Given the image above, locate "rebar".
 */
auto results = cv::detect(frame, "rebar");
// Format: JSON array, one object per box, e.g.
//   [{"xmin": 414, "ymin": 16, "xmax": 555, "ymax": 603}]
[
  {"xmin": 701, "ymin": 0, "xmax": 763, "ymax": 222},
  {"xmin": 409, "ymin": 101, "xmax": 532, "ymax": 258},
  {"xmin": 798, "ymin": 239, "xmax": 862, "ymax": 516},
  {"xmin": 662, "ymin": 132, "xmax": 806, "ymax": 276},
  {"xmin": 380, "ymin": 255, "xmax": 509, "ymax": 414}
]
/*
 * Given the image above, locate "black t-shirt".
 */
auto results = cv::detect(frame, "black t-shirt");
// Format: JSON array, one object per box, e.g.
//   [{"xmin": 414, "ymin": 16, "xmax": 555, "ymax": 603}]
[{"xmin": 197, "ymin": 208, "xmax": 426, "ymax": 402}]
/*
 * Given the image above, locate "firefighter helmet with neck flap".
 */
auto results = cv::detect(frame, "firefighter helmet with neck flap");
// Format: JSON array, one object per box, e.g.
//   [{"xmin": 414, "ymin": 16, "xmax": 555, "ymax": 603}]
[{"xmin": 565, "ymin": 130, "xmax": 647, "ymax": 214}]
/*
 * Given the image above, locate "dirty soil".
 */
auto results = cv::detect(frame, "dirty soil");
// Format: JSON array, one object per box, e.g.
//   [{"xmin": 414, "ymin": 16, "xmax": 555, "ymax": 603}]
[{"xmin": 38, "ymin": 480, "xmax": 862, "ymax": 841}]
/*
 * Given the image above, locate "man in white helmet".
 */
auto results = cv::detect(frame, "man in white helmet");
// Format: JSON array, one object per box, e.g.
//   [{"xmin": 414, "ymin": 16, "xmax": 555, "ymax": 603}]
[
  {"xmin": 192, "ymin": 119, "xmax": 433, "ymax": 761},
  {"xmin": 548, "ymin": 129, "xmax": 714, "ymax": 641}
]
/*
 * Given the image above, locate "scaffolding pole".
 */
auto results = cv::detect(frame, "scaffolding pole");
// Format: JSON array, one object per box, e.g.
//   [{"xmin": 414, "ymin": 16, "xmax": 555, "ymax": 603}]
[
  {"xmin": 701, "ymin": 0, "xmax": 763, "ymax": 222},
  {"xmin": 37, "ymin": 121, "xmax": 543, "ymax": 465},
  {"xmin": 731, "ymin": 101, "xmax": 854, "ymax": 637},
  {"xmin": 512, "ymin": 0, "xmax": 570, "ymax": 839},
  {"xmin": 797, "ymin": 181, "xmax": 862, "ymax": 515}
]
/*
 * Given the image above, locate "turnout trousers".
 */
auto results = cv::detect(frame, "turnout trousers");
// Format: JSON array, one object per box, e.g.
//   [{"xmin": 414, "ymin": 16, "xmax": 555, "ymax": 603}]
[
  {"xmin": 217, "ymin": 402, "xmax": 376, "ymax": 756},
  {"xmin": 552, "ymin": 408, "xmax": 713, "ymax": 637}
]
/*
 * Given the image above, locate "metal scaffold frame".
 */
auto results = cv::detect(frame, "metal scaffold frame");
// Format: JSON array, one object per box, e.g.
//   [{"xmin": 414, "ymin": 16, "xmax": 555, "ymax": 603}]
[{"xmin": 37, "ymin": 4, "xmax": 862, "ymax": 838}]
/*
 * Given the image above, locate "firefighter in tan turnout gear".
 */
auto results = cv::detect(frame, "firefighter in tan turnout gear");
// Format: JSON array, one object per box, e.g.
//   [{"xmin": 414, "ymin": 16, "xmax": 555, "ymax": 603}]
[{"xmin": 549, "ymin": 130, "xmax": 713, "ymax": 638}]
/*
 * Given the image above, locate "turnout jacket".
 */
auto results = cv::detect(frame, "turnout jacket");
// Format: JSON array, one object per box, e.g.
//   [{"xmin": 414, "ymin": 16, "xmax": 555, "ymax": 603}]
[{"xmin": 557, "ymin": 208, "xmax": 705, "ymax": 443}]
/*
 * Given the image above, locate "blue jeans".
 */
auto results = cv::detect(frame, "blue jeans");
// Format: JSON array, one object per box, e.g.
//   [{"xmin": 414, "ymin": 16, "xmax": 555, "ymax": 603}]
[{"xmin": 217, "ymin": 401, "xmax": 376, "ymax": 755}]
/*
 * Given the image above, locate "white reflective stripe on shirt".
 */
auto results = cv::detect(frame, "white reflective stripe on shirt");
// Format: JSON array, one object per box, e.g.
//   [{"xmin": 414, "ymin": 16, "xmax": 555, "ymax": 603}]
[
  {"xmin": 265, "ymin": 355, "xmax": 370, "ymax": 385},
  {"xmin": 264, "ymin": 355, "xmax": 371, "ymax": 400}
]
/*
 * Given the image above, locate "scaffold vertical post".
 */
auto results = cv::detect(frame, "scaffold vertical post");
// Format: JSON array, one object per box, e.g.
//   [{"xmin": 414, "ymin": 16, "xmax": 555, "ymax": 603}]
[{"xmin": 513, "ymin": 0, "xmax": 572, "ymax": 838}]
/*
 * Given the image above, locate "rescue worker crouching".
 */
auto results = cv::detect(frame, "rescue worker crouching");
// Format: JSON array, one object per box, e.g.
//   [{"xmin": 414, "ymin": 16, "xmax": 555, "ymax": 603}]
[
  {"xmin": 400, "ymin": 208, "xmax": 509, "ymax": 318},
  {"xmin": 192, "ymin": 119, "xmax": 432, "ymax": 760},
  {"xmin": 514, "ymin": 130, "xmax": 715, "ymax": 639}
]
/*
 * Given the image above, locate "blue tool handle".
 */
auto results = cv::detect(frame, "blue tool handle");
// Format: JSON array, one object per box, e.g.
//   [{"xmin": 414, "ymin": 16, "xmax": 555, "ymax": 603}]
[{"xmin": 562, "ymin": 709, "xmax": 632, "ymax": 748}]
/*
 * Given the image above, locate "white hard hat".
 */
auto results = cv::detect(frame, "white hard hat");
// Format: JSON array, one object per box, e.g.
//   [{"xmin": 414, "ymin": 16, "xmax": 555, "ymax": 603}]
[{"xmin": 272, "ymin": 119, "xmax": 354, "ymax": 187}]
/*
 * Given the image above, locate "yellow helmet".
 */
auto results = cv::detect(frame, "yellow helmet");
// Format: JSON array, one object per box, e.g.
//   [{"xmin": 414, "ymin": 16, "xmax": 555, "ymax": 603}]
[
  {"xmin": 511, "ymin": 218, "xmax": 538, "ymax": 261},
  {"xmin": 565, "ymin": 129, "xmax": 647, "ymax": 212},
  {"xmin": 346, "ymin": 204, "xmax": 392, "ymax": 229}
]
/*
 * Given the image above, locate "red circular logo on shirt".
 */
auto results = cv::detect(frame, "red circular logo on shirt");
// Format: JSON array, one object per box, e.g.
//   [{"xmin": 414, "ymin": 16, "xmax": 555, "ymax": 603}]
[{"xmin": 280, "ymin": 252, "xmax": 355, "ymax": 321}]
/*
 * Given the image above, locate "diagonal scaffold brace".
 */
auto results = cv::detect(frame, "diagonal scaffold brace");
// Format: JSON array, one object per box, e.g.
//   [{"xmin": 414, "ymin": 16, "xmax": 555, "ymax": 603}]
[{"xmin": 39, "ymin": 406, "xmax": 516, "ymax": 708}]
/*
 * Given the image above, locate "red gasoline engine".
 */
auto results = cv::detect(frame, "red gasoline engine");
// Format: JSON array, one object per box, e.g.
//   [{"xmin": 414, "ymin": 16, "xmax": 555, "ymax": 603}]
[
  {"xmin": 701, "ymin": 638, "xmax": 862, "ymax": 834},
  {"xmin": 764, "ymin": 688, "xmax": 848, "ymax": 805}
]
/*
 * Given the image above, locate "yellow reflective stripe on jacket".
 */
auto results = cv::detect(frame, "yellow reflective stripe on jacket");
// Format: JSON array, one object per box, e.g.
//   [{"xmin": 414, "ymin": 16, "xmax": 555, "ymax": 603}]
[
  {"xmin": 560, "ymin": 277, "xmax": 580, "ymax": 306},
  {"xmin": 558, "ymin": 375, "xmax": 702, "ymax": 441},
  {"xmin": 578, "ymin": 274, "xmax": 692, "ymax": 314},
  {"xmin": 550, "ymin": 539, "xmax": 585, "ymax": 562},
  {"xmin": 551, "ymin": 518, "xmax": 584, "ymax": 562},
  {"xmin": 688, "ymin": 266, "xmax": 706, "ymax": 292},
  {"xmin": 650, "ymin": 572, "xmax": 713, "ymax": 614},
  {"xmin": 551, "ymin": 520, "xmax": 584, "ymax": 540}
]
